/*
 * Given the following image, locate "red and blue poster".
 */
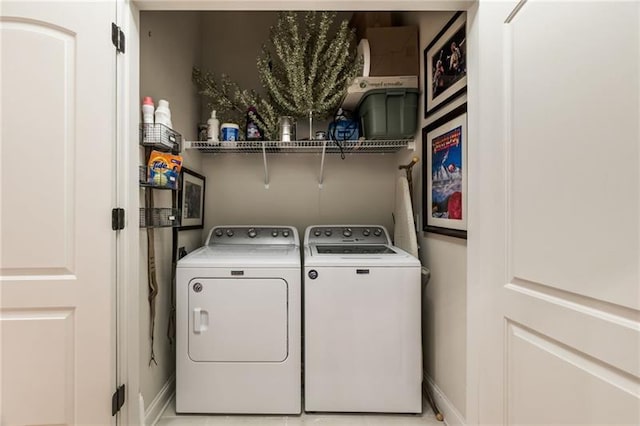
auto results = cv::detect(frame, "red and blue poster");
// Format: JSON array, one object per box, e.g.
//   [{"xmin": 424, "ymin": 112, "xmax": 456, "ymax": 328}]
[{"xmin": 431, "ymin": 126, "xmax": 463, "ymax": 220}]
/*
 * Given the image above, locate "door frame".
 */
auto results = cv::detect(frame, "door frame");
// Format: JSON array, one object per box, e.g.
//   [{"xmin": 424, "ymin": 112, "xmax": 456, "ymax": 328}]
[
  {"xmin": 120, "ymin": 1, "xmax": 479, "ymax": 425},
  {"xmin": 117, "ymin": 1, "xmax": 142, "ymax": 424}
]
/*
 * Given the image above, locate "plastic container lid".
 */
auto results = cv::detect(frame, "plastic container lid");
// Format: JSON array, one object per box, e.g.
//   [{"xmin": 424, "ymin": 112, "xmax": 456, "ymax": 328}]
[
  {"xmin": 143, "ymin": 96, "xmax": 154, "ymax": 105},
  {"xmin": 355, "ymin": 88, "xmax": 420, "ymax": 110},
  {"xmin": 221, "ymin": 123, "xmax": 239, "ymax": 129}
]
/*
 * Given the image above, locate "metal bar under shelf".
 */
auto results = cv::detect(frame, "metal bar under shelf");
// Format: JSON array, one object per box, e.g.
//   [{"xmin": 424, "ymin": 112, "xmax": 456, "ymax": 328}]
[
  {"xmin": 184, "ymin": 139, "xmax": 413, "ymax": 154},
  {"xmin": 262, "ymin": 142, "xmax": 269, "ymax": 189},
  {"xmin": 318, "ymin": 141, "xmax": 327, "ymax": 189}
]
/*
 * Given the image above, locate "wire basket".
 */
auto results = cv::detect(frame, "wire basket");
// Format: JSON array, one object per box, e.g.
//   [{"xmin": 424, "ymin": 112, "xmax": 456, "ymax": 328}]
[
  {"xmin": 139, "ymin": 165, "xmax": 148, "ymax": 185},
  {"xmin": 138, "ymin": 165, "xmax": 180, "ymax": 190},
  {"xmin": 140, "ymin": 123, "xmax": 182, "ymax": 152},
  {"xmin": 139, "ymin": 208, "xmax": 181, "ymax": 228}
]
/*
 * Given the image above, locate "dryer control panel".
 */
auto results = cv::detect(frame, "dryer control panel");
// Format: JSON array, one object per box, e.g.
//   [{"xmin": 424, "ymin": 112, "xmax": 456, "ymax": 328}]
[
  {"xmin": 305, "ymin": 225, "xmax": 391, "ymax": 245},
  {"xmin": 207, "ymin": 226, "xmax": 299, "ymax": 246}
]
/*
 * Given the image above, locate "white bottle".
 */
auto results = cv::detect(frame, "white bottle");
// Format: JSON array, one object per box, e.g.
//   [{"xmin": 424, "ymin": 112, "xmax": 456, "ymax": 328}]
[
  {"xmin": 141, "ymin": 96, "xmax": 154, "ymax": 124},
  {"xmin": 207, "ymin": 110, "xmax": 220, "ymax": 143},
  {"xmin": 155, "ymin": 99, "xmax": 173, "ymax": 129}
]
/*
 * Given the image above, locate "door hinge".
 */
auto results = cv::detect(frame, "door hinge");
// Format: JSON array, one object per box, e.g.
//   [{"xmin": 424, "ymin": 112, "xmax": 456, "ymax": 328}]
[
  {"xmin": 112, "ymin": 384, "xmax": 126, "ymax": 416},
  {"xmin": 112, "ymin": 208, "xmax": 125, "ymax": 230},
  {"xmin": 111, "ymin": 23, "xmax": 125, "ymax": 54}
]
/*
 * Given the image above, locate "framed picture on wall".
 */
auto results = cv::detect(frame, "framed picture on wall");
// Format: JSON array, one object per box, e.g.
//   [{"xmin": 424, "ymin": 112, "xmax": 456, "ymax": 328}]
[
  {"xmin": 178, "ymin": 168, "xmax": 206, "ymax": 230},
  {"xmin": 422, "ymin": 103, "xmax": 467, "ymax": 239},
  {"xmin": 424, "ymin": 11, "xmax": 467, "ymax": 118}
]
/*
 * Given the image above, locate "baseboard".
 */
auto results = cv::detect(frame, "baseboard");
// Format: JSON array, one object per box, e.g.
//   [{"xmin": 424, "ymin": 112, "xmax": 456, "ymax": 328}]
[
  {"xmin": 144, "ymin": 374, "xmax": 175, "ymax": 426},
  {"xmin": 424, "ymin": 373, "xmax": 466, "ymax": 426}
]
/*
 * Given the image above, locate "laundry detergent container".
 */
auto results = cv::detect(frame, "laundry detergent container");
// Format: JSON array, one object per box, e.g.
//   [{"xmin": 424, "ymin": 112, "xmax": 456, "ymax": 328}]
[{"xmin": 357, "ymin": 88, "xmax": 419, "ymax": 139}]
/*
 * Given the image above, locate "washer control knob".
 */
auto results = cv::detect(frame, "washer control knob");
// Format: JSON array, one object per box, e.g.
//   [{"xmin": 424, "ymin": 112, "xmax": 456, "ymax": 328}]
[
  {"xmin": 313, "ymin": 229, "xmax": 322, "ymax": 237},
  {"xmin": 373, "ymin": 228, "xmax": 382, "ymax": 237},
  {"xmin": 226, "ymin": 229, "xmax": 234, "ymax": 237},
  {"xmin": 272, "ymin": 230, "xmax": 279, "ymax": 237},
  {"xmin": 343, "ymin": 228, "xmax": 352, "ymax": 237},
  {"xmin": 215, "ymin": 229, "xmax": 224, "ymax": 237},
  {"xmin": 325, "ymin": 229, "xmax": 332, "ymax": 237},
  {"xmin": 282, "ymin": 230, "xmax": 290, "ymax": 238},
  {"xmin": 248, "ymin": 228, "xmax": 257, "ymax": 238},
  {"xmin": 363, "ymin": 228, "xmax": 371, "ymax": 237},
  {"xmin": 308, "ymin": 270, "xmax": 318, "ymax": 280}
]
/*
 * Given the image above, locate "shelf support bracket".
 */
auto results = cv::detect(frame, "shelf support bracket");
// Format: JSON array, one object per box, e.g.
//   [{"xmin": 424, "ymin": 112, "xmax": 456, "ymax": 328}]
[
  {"xmin": 318, "ymin": 141, "xmax": 327, "ymax": 189},
  {"xmin": 262, "ymin": 142, "xmax": 269, "ymax": 189}
]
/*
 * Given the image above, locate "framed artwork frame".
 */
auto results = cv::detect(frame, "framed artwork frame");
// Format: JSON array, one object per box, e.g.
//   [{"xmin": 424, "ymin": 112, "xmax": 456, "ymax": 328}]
[
  {"xmin": 422, "ymin": 102, "xmax": 467, "ymax": 239},
  {"xmin": 424, "ymin": 11, "xmax": 467, "ymax": 118},
  {"xmin": 178, "ymin": 167, "xmax": 206, "ymax": 230}
]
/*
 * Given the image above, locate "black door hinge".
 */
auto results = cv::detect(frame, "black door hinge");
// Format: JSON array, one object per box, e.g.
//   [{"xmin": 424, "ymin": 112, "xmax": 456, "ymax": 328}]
[
  {"xmin": 112, "ymin": 384, "xmax": 126, "ymax": 416},
  {"xmin": 112, "ymin": 208, "xmax": 125, "ymax": 230},
  {"xmin": 111, "ymin": 23, "xmax": 125, "ymax": 54}
]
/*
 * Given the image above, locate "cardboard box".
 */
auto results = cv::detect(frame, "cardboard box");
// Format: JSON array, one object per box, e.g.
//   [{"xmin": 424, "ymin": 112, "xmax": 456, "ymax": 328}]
[
  {"xmin": 365, "ymin": 26, "xmax": 419, "ymax": 77},
  {"xmin": 349, "ymin": 12, "xmax": 392, "ymax": 41}
]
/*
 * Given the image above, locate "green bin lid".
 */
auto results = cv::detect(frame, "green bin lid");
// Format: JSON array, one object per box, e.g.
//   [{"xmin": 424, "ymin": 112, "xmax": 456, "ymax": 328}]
[{"xmin": 355, "ymin": 88, "xmax": 420, "ymax": 111}]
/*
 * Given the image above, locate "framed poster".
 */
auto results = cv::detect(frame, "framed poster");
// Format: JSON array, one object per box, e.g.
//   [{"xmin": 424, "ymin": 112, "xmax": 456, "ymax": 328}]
[
  {"xmin": 178, "ymin": 167, "xmax": 206, "ymax": 230},
  {"xmin": 422, "ymin": 103, "xmax": 467, "ymax": 239},
  {"xmin": 424, "ymin": 11, "xmax": 467, "ymax": 118}
]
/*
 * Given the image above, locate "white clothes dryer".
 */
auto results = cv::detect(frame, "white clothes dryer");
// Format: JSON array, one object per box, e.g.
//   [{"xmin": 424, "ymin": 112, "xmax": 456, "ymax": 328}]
[
  {"xmin": 303, "ymin": 225, "xmax": 422, "ymax": 413},
  {"xmin": 176, "ymin": 226, "xmax": 301, "ymax": 414}
]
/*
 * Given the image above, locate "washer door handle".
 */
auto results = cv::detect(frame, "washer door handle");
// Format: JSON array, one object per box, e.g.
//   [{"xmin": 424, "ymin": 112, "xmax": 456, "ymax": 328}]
[{"xmin": 193, "ymin": 308, "xmax": 208, "ymax": 333}]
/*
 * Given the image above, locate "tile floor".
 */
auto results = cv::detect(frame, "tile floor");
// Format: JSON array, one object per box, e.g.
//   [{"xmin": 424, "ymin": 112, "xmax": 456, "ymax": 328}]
[{"xmin": 158, "ymin": 397, "xmax": 442, "ymax": 426}]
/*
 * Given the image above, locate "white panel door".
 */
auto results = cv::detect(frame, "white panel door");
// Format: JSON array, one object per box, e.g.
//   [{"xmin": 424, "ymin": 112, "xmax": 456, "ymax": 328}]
[
  {"xmin": 470, "ymin": 0, "xmax": 640, "ymax": 424},
  {"xmin": 0, "ymin": 1, "xmax": 116, "ymax": 425}
]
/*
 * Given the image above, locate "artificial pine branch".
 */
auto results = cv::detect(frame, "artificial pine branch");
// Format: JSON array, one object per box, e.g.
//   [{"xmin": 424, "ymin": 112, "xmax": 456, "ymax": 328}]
[
  {"xmin": 257, "ymin": 11, "xmax": 360, "ymax": 119},
  {"xmin": 192, "ymin": 68, "xmax": 245, "ymax": 131},
  {"xmin": 193, "ymin": 12, "xmax": 362, "ymax": 140},
  {"xmin": 192, "ymin": 67, "xmax": 280, "ymax": 140}
]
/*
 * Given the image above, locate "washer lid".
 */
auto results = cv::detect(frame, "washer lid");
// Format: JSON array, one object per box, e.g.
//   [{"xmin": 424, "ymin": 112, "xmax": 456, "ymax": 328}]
[
  {"xmin": 178, "ymin": 244, "xmax": 301, "ymax": 268},
  {"xmin": 304, "ymin": 244, "xmax": 420, "ymax": 268},
  {"xmin": 315, "ymin": 245, "xmax": 396, "ymax": 255}
]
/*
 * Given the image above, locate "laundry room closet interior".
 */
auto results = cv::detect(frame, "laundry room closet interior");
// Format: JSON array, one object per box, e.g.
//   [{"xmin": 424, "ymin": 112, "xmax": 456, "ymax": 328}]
[{"xmin": 136, "ymin": 6, "xmax": 468, "ymax": 424}]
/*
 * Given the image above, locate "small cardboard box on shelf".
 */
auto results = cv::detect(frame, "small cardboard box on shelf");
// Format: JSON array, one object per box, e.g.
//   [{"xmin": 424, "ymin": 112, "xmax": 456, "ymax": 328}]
[
  {"xmin": 365, "ymin": 26, "xmax": 419, "ymax": 77},
  {"xmin": 349, "ymin": 12, "xmax": 392, "ymax": 41}
]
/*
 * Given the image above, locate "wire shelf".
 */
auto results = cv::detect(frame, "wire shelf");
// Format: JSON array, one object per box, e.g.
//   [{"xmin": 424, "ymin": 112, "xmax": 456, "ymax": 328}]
[
  {"xmin": 184, "ymin": 139, "xmax": 413, "ymax": 154},
  {"xmin": 140, "ymin": 123, "xmax": 182, "ymax": 153},
  {"xmin": 138, "ymin": 166, "xmax": 180, "ymax": 190},
  {"xmin": 139, "ymin": 208, "xmax": 181, "ymax": 228}
]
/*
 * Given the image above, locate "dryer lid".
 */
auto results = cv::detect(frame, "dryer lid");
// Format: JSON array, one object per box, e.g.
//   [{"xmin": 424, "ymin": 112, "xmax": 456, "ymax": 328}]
[{"xmin": 178, "ymin": 245, "xmax": 301, "ymax": 268}]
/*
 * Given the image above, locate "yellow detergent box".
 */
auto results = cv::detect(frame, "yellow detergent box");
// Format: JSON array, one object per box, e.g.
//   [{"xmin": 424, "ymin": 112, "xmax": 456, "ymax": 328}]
[{"xmin": 147, "ymin": 150, "xmax": 183, "ymax": 189}]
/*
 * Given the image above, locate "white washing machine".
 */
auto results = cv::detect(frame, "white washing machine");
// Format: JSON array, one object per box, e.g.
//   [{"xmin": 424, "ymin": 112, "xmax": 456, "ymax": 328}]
[
  {"xmin": 303, "ymin": 225, "xmax": 422, "ymax": 413},
  {"xmin": 176, "ymin": 226, "xmax": 301, "ymax": 414}
]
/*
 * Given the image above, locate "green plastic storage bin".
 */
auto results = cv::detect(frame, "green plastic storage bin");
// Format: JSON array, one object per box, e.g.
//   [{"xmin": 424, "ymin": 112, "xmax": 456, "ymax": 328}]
[{"xmin": 357, "ymin": 88, "xmax": 419, "ymax": 140}]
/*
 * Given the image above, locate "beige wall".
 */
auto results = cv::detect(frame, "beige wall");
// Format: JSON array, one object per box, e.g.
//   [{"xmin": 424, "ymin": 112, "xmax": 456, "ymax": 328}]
[
  {"xmin": 399, "ymin": 10, "xmax": 468, "ymax": 419},
  {"xmin": 199, "ymin": 11, "xmax": 397, "ymax": 238},
  {"xmin": 139, "ymin": 11, "xmax": 204, "ymax": 410},
  {"xmin": 202, "ymin": 154, "xmax": 397, "ymax": 236}
]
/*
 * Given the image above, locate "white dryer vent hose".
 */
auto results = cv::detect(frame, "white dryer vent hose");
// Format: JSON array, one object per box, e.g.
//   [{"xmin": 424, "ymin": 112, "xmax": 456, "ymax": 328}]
[
  {"xmin": 138, "ymin": 393, "xmax": 146, "ymax": 426},
  {"xmin": 393, "ymin": 176, "xmax": 418, "ymax": 258},
  {"xmin": 357, "ymin": 39, "xmax": 371, "ymax": 77}
]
